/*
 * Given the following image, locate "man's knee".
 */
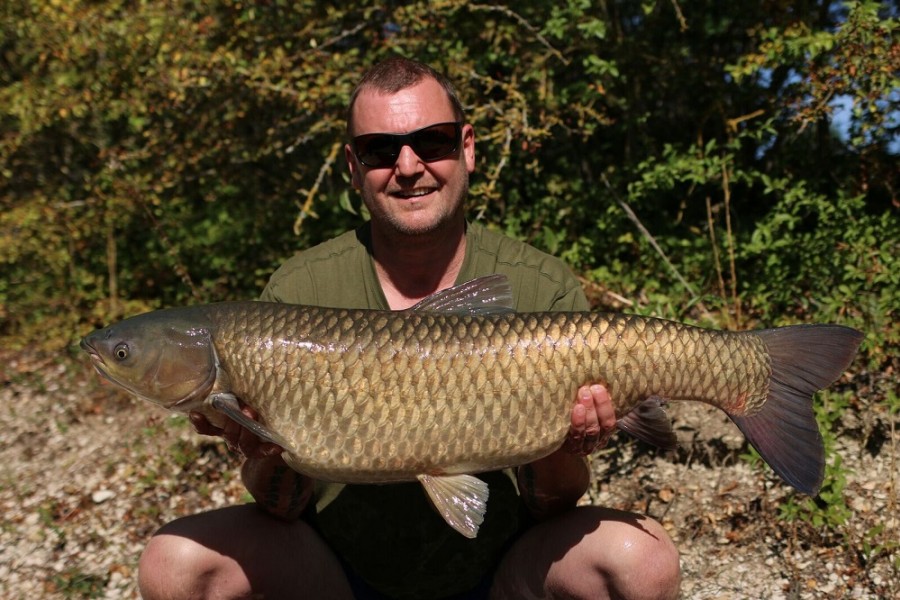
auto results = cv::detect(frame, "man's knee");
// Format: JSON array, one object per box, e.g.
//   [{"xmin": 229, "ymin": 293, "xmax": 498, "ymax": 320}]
[
  {"xmin": 138, "ymin": 530, "xmax": 240, "ymax": 600},
  {"xmin": 136, "ymin": 507, "xmax": 354, "ymax": 600},
  {"xmin": 554, "ymin": 510, "xmax": 680, "ymax": 600},
  {"xmin": 505, "ymin": 508, "xmax": 681, "ymax": 600},
  {"xmin": 608, "ymin": 517, "xmax": 681, "ymax": 600}
]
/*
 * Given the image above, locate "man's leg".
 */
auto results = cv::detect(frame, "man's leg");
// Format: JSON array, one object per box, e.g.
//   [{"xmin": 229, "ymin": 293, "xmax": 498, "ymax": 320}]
[
  {"xmin": 490, "ymin": 506, "xmax": 681, "ymax": 600},
  {"xmin": 138, "ymin": 504, "xmax": 354, "ymax": 600}
]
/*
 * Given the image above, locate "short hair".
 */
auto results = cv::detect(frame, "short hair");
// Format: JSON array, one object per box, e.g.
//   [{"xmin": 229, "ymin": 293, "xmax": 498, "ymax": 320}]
[{"xmin": 346, "ymin": 57, "xmax": 465, "ymax": 138}]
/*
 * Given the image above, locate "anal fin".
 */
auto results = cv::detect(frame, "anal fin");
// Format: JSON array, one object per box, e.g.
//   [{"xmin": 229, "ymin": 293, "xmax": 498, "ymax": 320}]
[{"xmin": 417, "ymin": 474, "xmax": 489, "ymax": 539}]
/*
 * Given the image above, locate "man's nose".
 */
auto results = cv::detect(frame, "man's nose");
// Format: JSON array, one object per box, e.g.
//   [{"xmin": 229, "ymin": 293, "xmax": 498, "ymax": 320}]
[{"xmin": 394, "ymin": 144, "xmax": 424, "ymax": 176}]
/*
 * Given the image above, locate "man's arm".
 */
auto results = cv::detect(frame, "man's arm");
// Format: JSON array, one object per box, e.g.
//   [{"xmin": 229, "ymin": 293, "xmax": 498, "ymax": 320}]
[
  {"xmin": 190, "ymin": 409, "xmax": 312, "ymax": 521},
  {"xmin": 240, "ymin": 454, "xmax": 313, "ymax": 521},
  {"xmin": 517, "ymin": 384, "xmax": 616, "ymax": 520}
]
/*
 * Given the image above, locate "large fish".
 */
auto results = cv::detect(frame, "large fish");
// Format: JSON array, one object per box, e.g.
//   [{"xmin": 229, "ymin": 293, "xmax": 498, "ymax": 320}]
[{"xmin": 81, "ymin": 275, "xmax": 862, "ymax": 537}]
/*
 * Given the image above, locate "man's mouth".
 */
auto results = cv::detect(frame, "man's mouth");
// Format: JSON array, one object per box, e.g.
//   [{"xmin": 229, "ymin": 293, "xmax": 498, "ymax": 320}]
[{"xmin": 392, "ymin": 187, "xmax": 437, "ymax": 199}]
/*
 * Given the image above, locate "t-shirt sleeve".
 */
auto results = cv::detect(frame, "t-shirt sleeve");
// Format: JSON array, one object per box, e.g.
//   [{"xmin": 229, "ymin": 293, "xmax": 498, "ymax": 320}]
[
  {"xmin": 547, "ymin": 276, "xmax": 590, "ymax": 312},
  {"xmin": 462, "ymin": 223, "xmax": 589, "ymax": 313},
  {"xmin": 259, "ymin": 259, "xmax": 317, "ymax": 304},
  {"xmin": 257, "ymin": 227, "xmax": 381, "ymax": 309}
]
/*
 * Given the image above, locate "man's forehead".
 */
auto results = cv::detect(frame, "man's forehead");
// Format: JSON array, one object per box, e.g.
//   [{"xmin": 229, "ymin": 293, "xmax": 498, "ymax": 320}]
[{"xmin": 351, "ymin": 80, "xmax": 455, "ymax": 134}]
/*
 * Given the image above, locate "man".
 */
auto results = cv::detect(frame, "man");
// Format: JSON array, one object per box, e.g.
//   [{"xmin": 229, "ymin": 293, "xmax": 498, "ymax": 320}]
[{"xmin": 138, "ymin": 57, "xmax": 680, "ymax": 599}]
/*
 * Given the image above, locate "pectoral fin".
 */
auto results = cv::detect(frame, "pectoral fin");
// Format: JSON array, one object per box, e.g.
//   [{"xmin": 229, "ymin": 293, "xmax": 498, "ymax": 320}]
[
  {"xmin": 209, "ymin": 392, "xmax": 292, "ymax": 450},
  {"xmin": 417, "ymin": 474, "xmax": 489, "ymax": 539},
  {"xmin": 616, "ymin": 396, "xmax": 677, "ymax": 450}
]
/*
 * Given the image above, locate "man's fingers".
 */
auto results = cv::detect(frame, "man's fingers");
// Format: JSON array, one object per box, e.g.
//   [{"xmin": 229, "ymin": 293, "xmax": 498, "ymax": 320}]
[
  {"xmin": 571, "ymin": 393, "xmax": 587, "ymax": 429},
  {"xmin": 564, "ymin": 384, "xmax": 617, "ymax": 455},
  {"xmin": 590, "ymin": 384, "xmax": 617, "ymax": 430},
  {"xmin": 189, "ymin": 412, "xmax": 221, "ymax": 436},
  {"xmin": 189, "ymin": 404, "xmax": 283, "ymax": 458},
  {"xmin": 592, "ymin": 384, "xmax": 617, "ymax": 450},
  {"xmin": 580, "ymin": 385, "xmax": 601, "ymax": 431},
  {"xmin": 257, "ymin": 442, "xmax": 284, "ymax": 457}
]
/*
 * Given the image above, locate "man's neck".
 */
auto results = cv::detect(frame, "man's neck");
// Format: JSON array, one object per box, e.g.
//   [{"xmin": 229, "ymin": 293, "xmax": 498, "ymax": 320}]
[{"xmin": 370, "ymin": 220, "xmax": 467, "ymax": 310}]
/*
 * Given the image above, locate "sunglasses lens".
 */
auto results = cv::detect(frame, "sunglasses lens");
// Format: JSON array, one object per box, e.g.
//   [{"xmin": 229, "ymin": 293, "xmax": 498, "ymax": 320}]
[
  {"xmin": 355, "ymin": 136, "xmax": 399, "ymax": 168},
  {"xmin": 411, "ymin": 123, "xmax": 460, "ymax": 161},
  {"xmin": 354, "ymin": 122, "xmax": 461, "ymax": 168}
]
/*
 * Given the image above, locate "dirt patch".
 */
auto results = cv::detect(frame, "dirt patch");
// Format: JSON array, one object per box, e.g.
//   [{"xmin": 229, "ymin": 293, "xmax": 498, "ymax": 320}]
[{"xmin": 1, "ymin": 351, "xmax": 896, "ymax": 598}]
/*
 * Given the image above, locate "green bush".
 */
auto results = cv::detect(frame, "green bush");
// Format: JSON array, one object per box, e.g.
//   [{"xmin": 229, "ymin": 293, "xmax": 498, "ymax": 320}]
[{"xmin": 1, "ymin": 0, "xmax": 896, "ymax": 371}]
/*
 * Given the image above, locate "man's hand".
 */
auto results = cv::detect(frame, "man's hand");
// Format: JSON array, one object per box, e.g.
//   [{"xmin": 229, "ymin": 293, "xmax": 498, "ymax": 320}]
[
  {"xmin": 562, "ymin": 383, "xmax": 617, "ymax": 456},
  {"xmin": 517, "ymin": 383, "xmax": 618, "ymax": 519},
  {"xmin": 189, "ymin": 405, "xmax": 283, "ymax": 459}
]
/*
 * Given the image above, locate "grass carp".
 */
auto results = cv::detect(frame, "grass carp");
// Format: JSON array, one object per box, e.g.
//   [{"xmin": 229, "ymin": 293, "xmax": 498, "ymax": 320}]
[{"xmin": 80, "ymin": 275, "xmax": 863, "ymax": 537}]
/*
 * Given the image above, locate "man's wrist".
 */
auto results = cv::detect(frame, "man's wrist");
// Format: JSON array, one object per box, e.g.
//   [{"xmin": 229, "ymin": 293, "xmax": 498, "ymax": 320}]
[
  {"xmin": 517, "ymin": 451, "xmax": 590, "ymax": 519},
  {"xmin": 241, "ymin": 455, "xmax": 312, "ymax": 521}
]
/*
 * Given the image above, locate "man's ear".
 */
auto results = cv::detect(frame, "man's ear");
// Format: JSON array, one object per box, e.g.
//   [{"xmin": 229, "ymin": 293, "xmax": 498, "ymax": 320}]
[
  {"xmin": 345, "ymin": 144, "xmax": 362, "ymax": 189},
  {"xmin": 462, "ymin": 124, "xmax": 476, "ymax": 174}
]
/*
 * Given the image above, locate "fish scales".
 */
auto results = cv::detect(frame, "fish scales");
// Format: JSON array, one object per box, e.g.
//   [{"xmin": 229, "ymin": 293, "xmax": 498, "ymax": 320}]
[{"xmin": 201, "ymin": 302, "xmax": 770, "ymax": 483}]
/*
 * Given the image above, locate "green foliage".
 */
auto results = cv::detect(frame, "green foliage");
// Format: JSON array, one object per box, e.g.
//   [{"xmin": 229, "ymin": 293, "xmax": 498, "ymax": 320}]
[
  {"xmin": 3, "ymin": 0, "xmax": 897, "ymax": 354},
  {"xmin": 861, "ymin": 524, "xmax": 900, "ymax": 568},
  {"xmin": 729, "ymin": 0, "xmax": 899, "ymax": 151},
  {"xmin": 740, "ymin": 184, "xmax": 899, "ymax": 368},
  {"xmin": 51, "ymin": 568, "xmax": 108, "ymax": 599}
]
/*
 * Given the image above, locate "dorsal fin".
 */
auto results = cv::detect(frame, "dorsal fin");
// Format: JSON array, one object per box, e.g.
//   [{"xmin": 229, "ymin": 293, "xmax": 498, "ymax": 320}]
[{"xmin": 407, "ymin": 275, "xmax": 514, "ymax": 315}]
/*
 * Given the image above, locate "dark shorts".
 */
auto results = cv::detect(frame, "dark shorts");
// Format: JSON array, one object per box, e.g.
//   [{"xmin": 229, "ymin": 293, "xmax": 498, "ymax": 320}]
[
  {"xmin": 342, "ymin": 562, "xmax": 494, "ymax": 600},
  {"xmin": 311, "ymin": 479, "xmax": 531, "ymax": 600},
  {"xmin": 334, "ymin": 514, "xmax": 535, "ymax": 600}
]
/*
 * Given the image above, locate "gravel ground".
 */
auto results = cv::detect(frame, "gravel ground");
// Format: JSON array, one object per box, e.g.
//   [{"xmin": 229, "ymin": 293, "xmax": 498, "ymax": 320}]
[{"xmin": 1, "ymin": 350, "xmax": 897, "ymax": 599}]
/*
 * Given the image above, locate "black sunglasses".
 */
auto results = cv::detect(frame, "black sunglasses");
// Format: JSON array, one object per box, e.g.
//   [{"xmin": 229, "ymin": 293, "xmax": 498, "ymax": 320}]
[{"xmin": 351, "ymin": 122, "xmax": 463, "ymax": 168}]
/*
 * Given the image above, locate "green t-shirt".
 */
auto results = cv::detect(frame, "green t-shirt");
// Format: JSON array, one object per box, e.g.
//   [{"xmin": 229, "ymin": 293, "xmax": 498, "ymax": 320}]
[{"xmin": 260, "ymin": 221, "xmax": 588, "ymax": 599}]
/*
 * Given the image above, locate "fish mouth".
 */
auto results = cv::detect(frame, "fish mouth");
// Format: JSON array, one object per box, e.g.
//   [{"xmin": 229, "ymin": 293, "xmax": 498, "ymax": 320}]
[
  {"xmin": 80, "ymin": 337, "xmax": 98, "ymax": 357},
  {"xmin": 80, "ymin": 338, "xmax": 109, "ymax": 376}
]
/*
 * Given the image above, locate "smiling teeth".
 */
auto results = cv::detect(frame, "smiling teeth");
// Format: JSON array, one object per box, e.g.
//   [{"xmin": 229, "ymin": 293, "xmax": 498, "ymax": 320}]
[{"xmin": 397, "ymin": 189, "xmax": 433, "ymax": 198}]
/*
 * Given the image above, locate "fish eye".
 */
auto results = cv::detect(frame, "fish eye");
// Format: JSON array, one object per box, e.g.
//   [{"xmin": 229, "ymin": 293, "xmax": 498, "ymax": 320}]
[{"xmin": 114, "ymin": 343, "xmax": 129, "ymax": 361}]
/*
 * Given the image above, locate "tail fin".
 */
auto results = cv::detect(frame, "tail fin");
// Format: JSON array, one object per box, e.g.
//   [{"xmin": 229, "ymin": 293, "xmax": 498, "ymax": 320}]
[{"xmin": 730, "ymin": 325, "xmax": 863, "ymax": 495}]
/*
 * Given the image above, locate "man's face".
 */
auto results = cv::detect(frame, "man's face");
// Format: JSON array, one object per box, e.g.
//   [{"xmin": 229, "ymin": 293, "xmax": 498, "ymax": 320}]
[{"xmin": 345, "ymin": 78, "xmax": 475, "ymax": 237}]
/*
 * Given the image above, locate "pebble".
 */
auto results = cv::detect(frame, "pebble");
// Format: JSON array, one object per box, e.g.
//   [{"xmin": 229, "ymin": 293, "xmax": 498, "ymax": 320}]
[{"xmin": 92, "ymin": 489, "xmax": 116, "ymax": 504}]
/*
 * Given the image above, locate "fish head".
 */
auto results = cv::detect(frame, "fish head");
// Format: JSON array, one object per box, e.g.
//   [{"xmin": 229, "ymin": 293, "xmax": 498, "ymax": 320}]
[{"xmin": 80, "ymin": 309, "xmax": 217, "ymax": 411}]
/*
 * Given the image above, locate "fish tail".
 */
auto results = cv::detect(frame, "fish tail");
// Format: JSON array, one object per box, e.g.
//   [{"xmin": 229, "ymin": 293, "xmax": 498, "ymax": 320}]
[{"xmin": 729, "ymin": 324, "xmax": 863, "ymax": 496}]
